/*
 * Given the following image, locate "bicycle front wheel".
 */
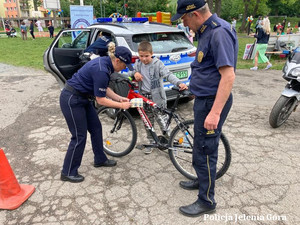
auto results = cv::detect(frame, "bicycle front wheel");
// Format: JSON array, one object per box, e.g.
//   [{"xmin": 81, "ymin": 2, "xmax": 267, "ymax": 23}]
[
  {"xmin": 98, "ymin": 107, "xmax": 137, "ymax": 157},
  {"xmin": 168, "ymin": 120, "xmax": 231, "ymax": 180}
]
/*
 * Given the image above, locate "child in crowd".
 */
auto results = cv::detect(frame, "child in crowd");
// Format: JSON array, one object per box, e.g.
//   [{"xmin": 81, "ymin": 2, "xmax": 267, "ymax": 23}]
[
  {"xmin": 130, "ymin": 41, "xmax": 188, "ymax": 154},
  {"xmin": 35, "ymin": 19, "xmax": 43, "ymax": 32},
  {"xmin": 20, "ymin": 21, "xmax": 27, "ymax": 40},
  {"xmin": 47, "ymin": 22, "xmax": 54, "ymax": 38}
]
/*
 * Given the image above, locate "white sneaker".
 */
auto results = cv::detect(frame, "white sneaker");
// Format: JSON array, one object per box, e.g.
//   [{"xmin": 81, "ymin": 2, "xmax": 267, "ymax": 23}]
[
  {"xmin": 144, "ymin": 148, "xmax": 153, "ymax": 154},
  {"xmin": 250, "ymin": 67, "xmax": 258, "ymax": 71},
  {"xmin": 265, "ymin": 64, "xmax": 272, "ymax": 70}
]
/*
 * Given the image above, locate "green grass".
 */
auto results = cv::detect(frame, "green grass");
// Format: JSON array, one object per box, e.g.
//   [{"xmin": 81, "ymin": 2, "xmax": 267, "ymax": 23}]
[
  {"xmin": 195, "ymin": 34, "xmax": 286, "ymax": 70},
  {"xmin": 0, "ymin": 33, "xmax": 286, "ymax": 70},
  {"xmin": 236, "ymin": 34, "xmax": 286, "ymax": 70},
  {"xmin": 0, "ymin": 36, "xmax": 53, "ymax": 70}
]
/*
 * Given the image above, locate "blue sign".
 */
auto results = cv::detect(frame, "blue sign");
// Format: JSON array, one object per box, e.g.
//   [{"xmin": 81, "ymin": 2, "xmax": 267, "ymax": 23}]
[{"xmin": 70, "ymin": 5, "xmax": 93, "ymax": 38}]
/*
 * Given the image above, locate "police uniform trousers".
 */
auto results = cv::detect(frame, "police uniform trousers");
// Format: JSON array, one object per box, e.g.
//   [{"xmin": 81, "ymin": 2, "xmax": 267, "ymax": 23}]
[
  {"xmin": 193, "ymin": 94, "xmax": 233, "ymax": 208},
  {"xmin": 60, "ymin": 89, "xmax": 108, "ymax": 176}
]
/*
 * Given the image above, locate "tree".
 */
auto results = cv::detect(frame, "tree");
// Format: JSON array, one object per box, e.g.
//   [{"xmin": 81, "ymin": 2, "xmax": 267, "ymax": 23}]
[
  {"xmin": 214, "ymin": 0, "xmax": 222, "ymax": 17},
  {"xmin": 252, "ymin": 0, "xmax": 261, "ymax": 18},
  {"xmin": 239, "ymin": 0, "xmax": 251, "ymax": 33},
  {"xmin": 207, "ymin": 0, "xmax": 213, "ymax": 12},
  {"xmin": 33, "ymin": 0, "xmax": 42, "ymax": 11},
  {"xmin": 206, "ymin": 0, "xmax": 222, "ymax": 16},
  {"xmin": 267, "ymin": 0, "xmax": 298, "ymax": 16},
  {"xmin": 221, "ymin": 0, "xmax": 242, "ymax": 21},
  {"xmin": 60, "ymin": 0, "xmax": 299, "ymax": 29},
  {"xmin": 60, "ymin": 0, "xmax": 71, "ymax": 17}
]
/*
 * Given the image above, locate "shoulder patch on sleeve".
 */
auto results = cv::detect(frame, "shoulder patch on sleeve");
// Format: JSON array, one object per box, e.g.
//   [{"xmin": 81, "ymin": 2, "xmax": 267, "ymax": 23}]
[
  {"xmin": 211, "ymin": 21, "xmax": 220, "ymax": 29},
  {"xmin": 200, "ymin": 25, "xmax": 207, "ymax": 33}
]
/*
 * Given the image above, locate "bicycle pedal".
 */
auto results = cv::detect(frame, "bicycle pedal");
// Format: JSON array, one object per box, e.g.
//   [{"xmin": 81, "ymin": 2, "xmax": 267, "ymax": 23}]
[
  {"xmin": 136, "ymin": 144, "xmax": 145, "ymax": 150},
  {"xmin": 144, "ymin": 144, "xmax": 155, "ymax": 148}
]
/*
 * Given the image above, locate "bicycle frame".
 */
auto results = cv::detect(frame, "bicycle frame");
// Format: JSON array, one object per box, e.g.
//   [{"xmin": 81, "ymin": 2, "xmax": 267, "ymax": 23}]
[
  {"xmin": 100, "ymin": 78, "xmax": 231, "ymax": 180},
  {"xmin": 127, "ymin": 88, "xmax": 165, "ymax": 147},
  {"xmin": 128, "ymin": 89, "xmax": 156, "ymax": 128},
  {"xmin": 125, "ymin": 82, "xmax": 193, "ymax": 150}
]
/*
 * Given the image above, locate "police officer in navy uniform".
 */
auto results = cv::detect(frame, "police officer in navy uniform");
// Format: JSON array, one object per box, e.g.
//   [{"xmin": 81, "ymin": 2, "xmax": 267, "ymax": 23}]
[
  {"xmin": 84, "ymin": 32, "xmax": 112, "ymax": 56},
  {"xmin": 60, "ymin": 46, "xmax": 133, "ymax": 183},
  {"xmin": 171, "ymin": 0, "xmax": 238, "ymax": 217}
]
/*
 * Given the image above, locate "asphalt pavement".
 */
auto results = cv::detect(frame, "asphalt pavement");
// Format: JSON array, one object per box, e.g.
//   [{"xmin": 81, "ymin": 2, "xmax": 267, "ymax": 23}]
[{"xmin": 0, "ymin": 63, "xmax": 299, "ymax": 225}]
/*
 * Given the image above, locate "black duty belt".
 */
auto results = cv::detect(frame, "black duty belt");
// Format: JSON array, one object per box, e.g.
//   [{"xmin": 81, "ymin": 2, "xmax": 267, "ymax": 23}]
[{"xmin": 64, "ymin": 83, "xmax": 95, "ymax": 100}]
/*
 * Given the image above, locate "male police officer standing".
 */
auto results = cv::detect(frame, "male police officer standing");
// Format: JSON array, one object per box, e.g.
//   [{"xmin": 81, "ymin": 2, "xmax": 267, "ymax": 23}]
[{"xmin": 171, "ymin": 0, "xmax": 238, "ymax": 217}]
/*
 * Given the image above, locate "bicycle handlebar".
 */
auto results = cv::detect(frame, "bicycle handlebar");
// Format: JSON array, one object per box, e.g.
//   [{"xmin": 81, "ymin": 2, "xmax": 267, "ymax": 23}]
[
  {"xmin": 171, "ymin": 86, "xmax": 192, "ymax": 97},
  {"xmin": 111, "ymin": 76, "xmax": 136, "ymax": 89},
  {"xmin": 112, "ymin": 76, "xmax": 193, "ymax": 98}
]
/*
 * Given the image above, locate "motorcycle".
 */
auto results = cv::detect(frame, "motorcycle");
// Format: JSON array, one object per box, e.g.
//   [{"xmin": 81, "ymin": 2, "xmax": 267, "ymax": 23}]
[{"xmin": 269, "ymin": 47, "xmax": 300, "ymax": 128}]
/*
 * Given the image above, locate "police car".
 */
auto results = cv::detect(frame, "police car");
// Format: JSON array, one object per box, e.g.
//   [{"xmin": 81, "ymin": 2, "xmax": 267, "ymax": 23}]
[{"xmin": 43, "ymin": 17, "xmax": 196, "ymax": 100}]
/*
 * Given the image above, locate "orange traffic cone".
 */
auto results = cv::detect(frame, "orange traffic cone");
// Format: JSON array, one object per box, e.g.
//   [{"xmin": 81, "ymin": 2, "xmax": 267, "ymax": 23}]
[{"xmin": 0, "ymin": 148, "xmax": 35, "ymax": 210}]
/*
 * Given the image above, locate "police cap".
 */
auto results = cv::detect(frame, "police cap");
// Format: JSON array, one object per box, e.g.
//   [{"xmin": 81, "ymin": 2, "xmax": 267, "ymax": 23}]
[{"xmin": 171, "ymin": 0, "xmax": 207, "ymax": 22}]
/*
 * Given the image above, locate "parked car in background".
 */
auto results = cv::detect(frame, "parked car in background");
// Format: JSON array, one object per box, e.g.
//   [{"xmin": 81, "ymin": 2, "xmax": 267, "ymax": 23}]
[{"xmin": 43, "ymin": 17, "xmax": 196, "ymax": 100}]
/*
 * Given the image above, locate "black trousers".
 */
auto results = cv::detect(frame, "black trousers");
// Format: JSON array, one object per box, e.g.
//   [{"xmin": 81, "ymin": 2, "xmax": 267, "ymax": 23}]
[
  {"xmin": 193, "ymin": 94, "xmax": 232, "ymax": 208},
  {"xmin": 60, "ymin": 89, "xmax": 108, "ymax": 176},
  {"xmin": 30, "ymin": 31, "xmax": 35, "ymax": 39}
]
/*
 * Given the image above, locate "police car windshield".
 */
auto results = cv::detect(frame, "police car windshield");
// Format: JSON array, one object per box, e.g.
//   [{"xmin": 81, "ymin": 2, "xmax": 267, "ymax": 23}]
[
  {"xmin": 290, "ymin": 52, "xmax": 300, "ymax": 64},
  {"xmin": 132, "ymin": 32, "xmax": 194, "ymax": 53}
]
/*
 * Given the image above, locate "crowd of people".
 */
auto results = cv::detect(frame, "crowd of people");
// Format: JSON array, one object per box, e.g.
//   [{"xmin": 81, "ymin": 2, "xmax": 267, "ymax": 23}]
[
  {"xmin": 3, "ymin": 14, "xmax": 299, "ymax": 42},
  {"xmin": 229, "ymin": 15, "xmax": 299, "ymax": 70},
  {"xmin": 231, "ymin": 15, "xmax": 299, "ymax": 36},
  {"xmin": 273, "ymin": 19, "xmax": 296, "ymax": 35},
  {"xmin": 4, "ymin": 19, "xmax": 56, "ymax": 40}
]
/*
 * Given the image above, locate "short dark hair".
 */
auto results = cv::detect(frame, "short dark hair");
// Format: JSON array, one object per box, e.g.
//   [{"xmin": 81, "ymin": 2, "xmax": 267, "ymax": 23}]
[{"xmin": 138, "ymin": 41, "xmax": 153, "ymax": 53}]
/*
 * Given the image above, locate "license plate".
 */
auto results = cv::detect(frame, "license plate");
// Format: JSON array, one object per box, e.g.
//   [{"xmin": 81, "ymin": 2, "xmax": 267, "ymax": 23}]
[{"xmin": 173, "ymin": 70, "xmax": 188, "ymax": 79}]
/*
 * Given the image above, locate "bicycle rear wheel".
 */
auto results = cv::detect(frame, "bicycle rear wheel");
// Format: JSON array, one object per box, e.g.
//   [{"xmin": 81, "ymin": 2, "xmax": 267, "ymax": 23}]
[
  {"xmin": 98, "ymin": 107, "xmax": 137, "ymax": 157},
  {"xmin": 168, "ymin": 120, "xmax": 231, "ymax": 180}
]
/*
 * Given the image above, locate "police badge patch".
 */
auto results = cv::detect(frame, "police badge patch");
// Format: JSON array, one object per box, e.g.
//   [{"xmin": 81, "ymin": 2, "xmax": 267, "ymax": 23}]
[{"xmin": 197, "ymin": 51, "xmax": 204, "ymax": 63}]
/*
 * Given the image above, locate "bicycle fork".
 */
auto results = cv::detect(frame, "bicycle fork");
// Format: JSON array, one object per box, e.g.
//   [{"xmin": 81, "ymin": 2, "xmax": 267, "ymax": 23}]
[
  {"xmin": 169, "ymin": 123, "xmax": 193, "ymax": 155},
  {"xmin": 110, "ymin": 110, "xmax": 125, "ymax": 133}
]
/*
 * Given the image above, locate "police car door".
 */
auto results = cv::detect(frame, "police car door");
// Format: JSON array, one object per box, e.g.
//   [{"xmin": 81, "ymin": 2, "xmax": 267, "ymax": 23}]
[{"xmin": 44, "ymin": 28, "xmax": 91, "ymax": 88}]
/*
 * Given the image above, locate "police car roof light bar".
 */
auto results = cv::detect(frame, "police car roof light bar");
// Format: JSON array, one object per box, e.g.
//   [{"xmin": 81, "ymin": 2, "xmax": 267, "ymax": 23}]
[{"xmin": 97, "ymin": 17, "xmax": 148, "ymax": 23}]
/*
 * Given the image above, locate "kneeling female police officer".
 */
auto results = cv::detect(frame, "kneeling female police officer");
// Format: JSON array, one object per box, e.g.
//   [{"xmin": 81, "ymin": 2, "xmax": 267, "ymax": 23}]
[{"xmin": 60, "ymin": 46, "xmax": 133, "ymax": 183}]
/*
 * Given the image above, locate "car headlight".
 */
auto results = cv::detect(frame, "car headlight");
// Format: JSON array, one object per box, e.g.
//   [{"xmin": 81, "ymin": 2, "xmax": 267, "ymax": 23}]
[{"xmin": 288, "ymin": 67, "xmax": 300, "ymax": 78}]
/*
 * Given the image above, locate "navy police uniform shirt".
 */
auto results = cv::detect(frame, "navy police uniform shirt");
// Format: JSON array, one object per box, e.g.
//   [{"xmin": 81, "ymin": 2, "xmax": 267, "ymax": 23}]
[
  {"xmin": 190, "ymin": 13, "xmax": 238, "ymax": 97},
  {"xmin": 84, "ymin": 36, "xmax": 111, "ymax": 56},
  {"xmin": 67, "ymin": 56, "xmax": 113, "ymax": 97}
]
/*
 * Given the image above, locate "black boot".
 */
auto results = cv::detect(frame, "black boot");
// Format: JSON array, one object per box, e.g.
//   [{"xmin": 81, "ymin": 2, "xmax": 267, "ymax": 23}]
[
  {"xmin": 61, "ymin": 173, "xmax": 84, "ymax": 183},
  {"xmin": 94, "ymin": 159, "xmax": 117, "ymax": 167},
  {"xmin": 179, "ymin": 179, "xmax": 199, "ymax": 190},
  {"xmin": 179, "ymin": 201, "xmax": 216, "ymax": 217}
]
